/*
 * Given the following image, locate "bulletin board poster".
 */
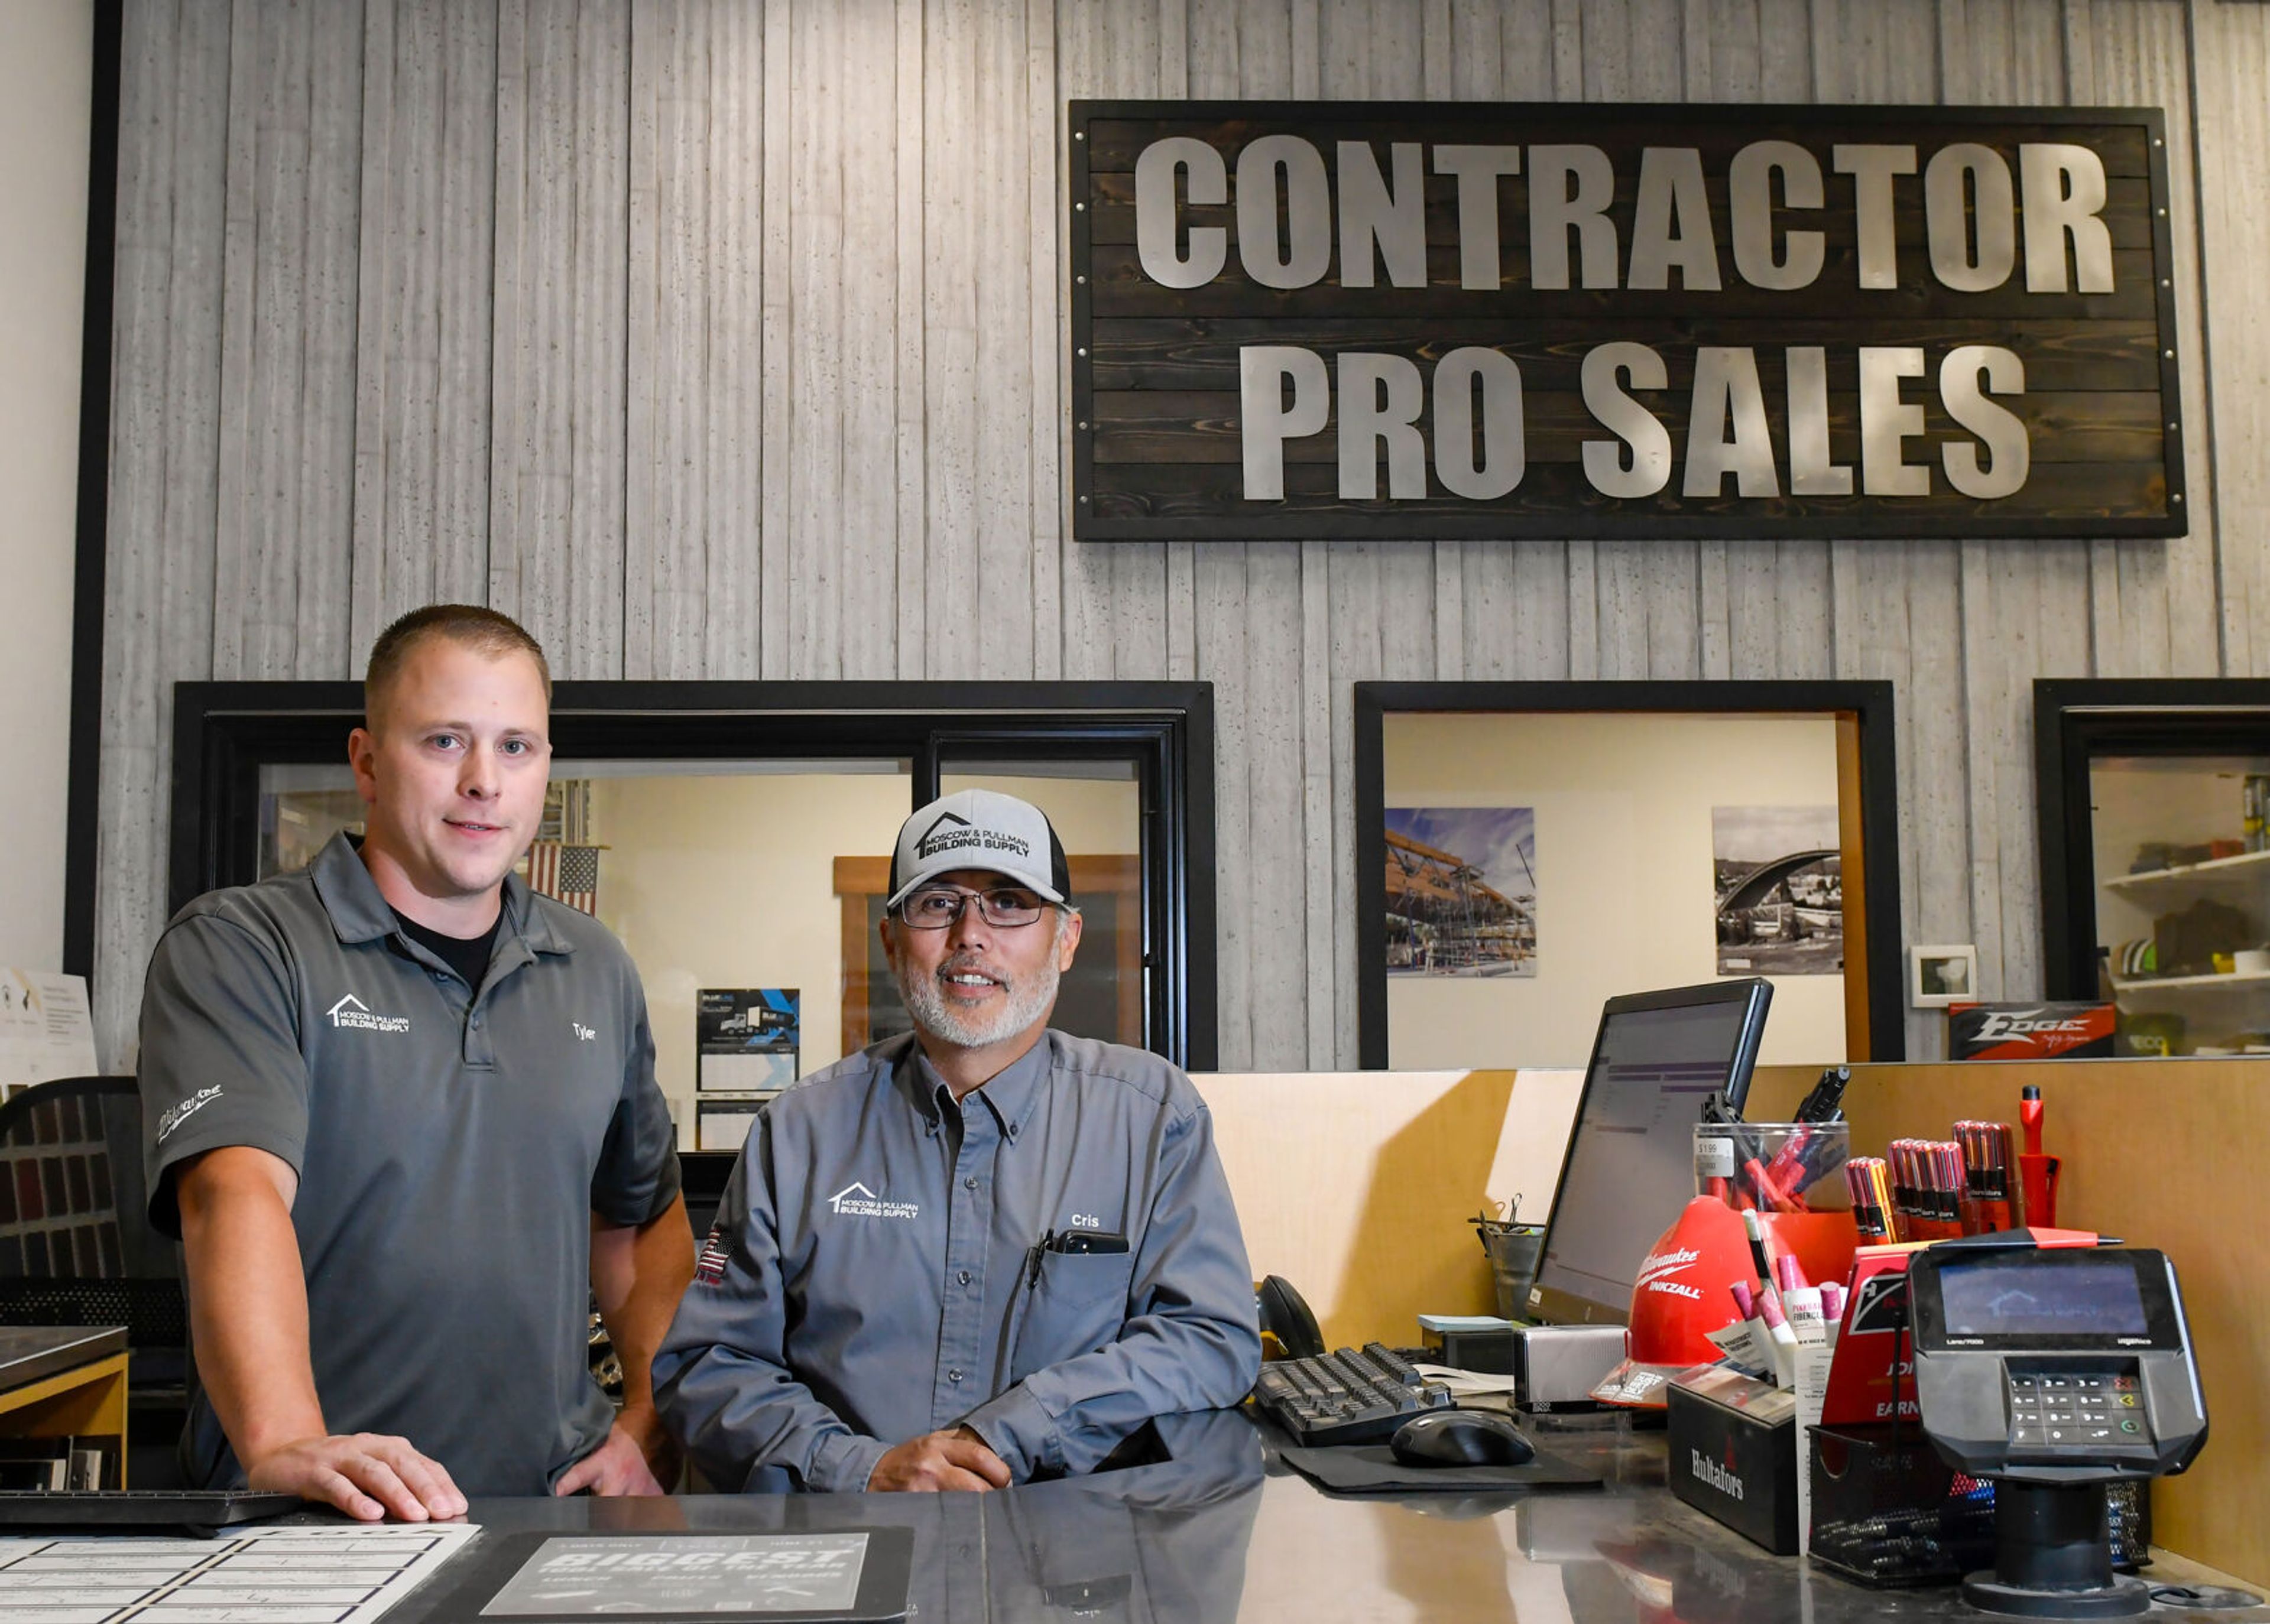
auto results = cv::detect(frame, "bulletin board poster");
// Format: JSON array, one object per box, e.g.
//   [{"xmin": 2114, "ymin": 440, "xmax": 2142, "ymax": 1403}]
[
  {"xmin": 0, "ymin": 970, "xmax": 98, "ymax": 1090},
  {"xmin": 696, "ymin": 989, "xmax": 800, "ymax": 1094},
  {"xmin": 1069, "ymin": 102, "xmax": 2183, "ymax": 540}
]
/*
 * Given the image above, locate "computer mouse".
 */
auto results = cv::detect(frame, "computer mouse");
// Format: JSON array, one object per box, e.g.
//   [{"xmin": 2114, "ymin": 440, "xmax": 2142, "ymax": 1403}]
[{"xmin": 1389, "ymin": 1409, "xmax": 1536, "ymax": 1468}]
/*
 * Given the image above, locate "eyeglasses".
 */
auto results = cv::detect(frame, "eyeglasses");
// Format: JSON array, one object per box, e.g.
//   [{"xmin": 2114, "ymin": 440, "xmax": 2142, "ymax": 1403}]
[{"xmin": 896, "ymin": 885, "xmax": 1050, "ymax": 930}]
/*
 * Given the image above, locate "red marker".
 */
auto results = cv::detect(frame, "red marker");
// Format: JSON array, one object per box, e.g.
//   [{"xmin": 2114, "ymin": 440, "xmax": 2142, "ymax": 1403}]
[{"xmin": 2018, "ymin": 1084, "xmax": 2061, "ymax": 1229}]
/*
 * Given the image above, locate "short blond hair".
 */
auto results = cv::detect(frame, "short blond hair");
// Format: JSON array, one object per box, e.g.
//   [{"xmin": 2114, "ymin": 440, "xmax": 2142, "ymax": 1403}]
[{"xmin": 364, "ymin": 605, "xmax": 551, "ymax": 726}]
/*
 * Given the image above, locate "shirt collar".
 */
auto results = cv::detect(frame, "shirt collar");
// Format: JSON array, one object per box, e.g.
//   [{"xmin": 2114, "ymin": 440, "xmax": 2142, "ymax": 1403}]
[
  {"xmin": 309, "ymin": 830, "xmax": 573, "ymax": 957},
  {"xmin": 893, "ymin": 1029, "xmax": 1055, "ymax": 1141}
]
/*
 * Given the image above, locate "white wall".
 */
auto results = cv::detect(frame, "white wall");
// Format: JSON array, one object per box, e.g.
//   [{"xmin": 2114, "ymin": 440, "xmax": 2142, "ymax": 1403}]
[
  {"xmin": 1385, "ymin": 712, "xmax": 1848, "ymax": 1070},
  {"xmin": 0, "ymin": 1, "xmax": 90, "ymax": 971}
]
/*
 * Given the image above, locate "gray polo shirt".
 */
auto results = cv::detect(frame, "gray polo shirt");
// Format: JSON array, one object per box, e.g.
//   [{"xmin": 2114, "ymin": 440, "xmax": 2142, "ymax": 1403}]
[
  {"xmin": 138, "ymin": 832, "xmax": 680, "ymax": 1496},
  {"xmin": 653, "ymin": 1031, "xmax": 1262, "ymax": 1492}
]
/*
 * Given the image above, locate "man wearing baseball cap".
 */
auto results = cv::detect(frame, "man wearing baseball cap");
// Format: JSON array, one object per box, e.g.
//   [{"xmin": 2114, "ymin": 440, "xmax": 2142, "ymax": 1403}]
[{"xmin": 654, "ymin": 789, "xmax": 1262, "ymax": 1492}]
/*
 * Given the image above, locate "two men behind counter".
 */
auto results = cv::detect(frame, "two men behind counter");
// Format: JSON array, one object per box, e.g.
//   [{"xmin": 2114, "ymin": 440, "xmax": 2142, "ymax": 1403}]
[{"xmin": 138, "ymin": 607, "xmax": 1259, "ymax": 1511}]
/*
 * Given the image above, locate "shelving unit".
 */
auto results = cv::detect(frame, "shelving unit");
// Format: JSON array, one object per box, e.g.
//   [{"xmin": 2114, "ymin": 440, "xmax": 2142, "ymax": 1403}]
[
  {"xmin": 2108, "ymin": 970, "xmax": 2270, "ymax": 1025},
  {"xmin": 2084, "ymin": 754, "xmax": 2270, "ymax": 1052},
  {"xmin": 2102, "ymin": 848, "xmax": 2270, "ymax": 912}
]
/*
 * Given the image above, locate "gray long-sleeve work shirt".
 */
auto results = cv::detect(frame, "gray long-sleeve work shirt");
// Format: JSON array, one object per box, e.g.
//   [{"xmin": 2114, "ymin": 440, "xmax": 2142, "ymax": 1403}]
[{"xmin": 653, "ymin": 1031, "xmax": 1262, "ymax": 1492}]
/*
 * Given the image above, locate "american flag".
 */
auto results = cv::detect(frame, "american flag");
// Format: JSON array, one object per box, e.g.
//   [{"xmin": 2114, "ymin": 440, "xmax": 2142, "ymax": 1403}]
[{"xmin": 524, "ymin": 842, "xmax": 601, "ymax": 914}]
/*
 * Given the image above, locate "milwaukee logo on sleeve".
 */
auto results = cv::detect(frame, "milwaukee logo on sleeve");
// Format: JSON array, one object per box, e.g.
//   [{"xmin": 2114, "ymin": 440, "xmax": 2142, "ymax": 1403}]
[{"xmin": 157, "ymin": 1086, "xmax": 224, "ymax": 1142}]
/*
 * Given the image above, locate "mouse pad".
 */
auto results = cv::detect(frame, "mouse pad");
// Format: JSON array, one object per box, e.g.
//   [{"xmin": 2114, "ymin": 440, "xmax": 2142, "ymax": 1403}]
[{"xmin": 1266, "ymin": 1429, "xmax": 1604, "ymax": 1495}]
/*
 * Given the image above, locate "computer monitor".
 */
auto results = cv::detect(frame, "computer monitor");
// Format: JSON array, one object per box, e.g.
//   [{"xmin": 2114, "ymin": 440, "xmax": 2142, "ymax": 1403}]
[{"xmin": 1525, "ymin": 979, "xmax": 1774, "ymax": 1327}]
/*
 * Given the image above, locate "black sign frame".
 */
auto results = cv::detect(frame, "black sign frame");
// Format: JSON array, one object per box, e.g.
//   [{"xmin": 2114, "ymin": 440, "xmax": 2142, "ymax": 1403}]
[{"xmin": 1068, "ymin": 100, "xmax": 2184, "ymax": 542}]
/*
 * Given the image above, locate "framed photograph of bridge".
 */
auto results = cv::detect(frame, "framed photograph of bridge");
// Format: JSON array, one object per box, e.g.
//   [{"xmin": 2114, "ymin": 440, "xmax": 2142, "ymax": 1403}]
[
  {"xmin": 1713, "ymin": 805, "xmax": 1845, "ymax": 976},
  {"xmin": 1382, "ymin": 806, "xmax": 1538, "ymax": 977}
]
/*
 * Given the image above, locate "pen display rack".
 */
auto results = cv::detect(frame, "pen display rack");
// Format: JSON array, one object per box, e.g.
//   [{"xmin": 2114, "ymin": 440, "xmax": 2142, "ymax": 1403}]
[
  {"xmin": 1694, "ymin": 1122, "xmax": 1850, "ymax": 1214},
  {"xmin": 1809, "ymin": 1424, "xmax": 2151, "ymax": 1589}
]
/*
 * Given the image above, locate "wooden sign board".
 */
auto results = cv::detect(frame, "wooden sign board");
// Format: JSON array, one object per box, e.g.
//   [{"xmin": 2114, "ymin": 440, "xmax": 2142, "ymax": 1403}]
[{"xmin": 1068, "ymin": 102, "xmax": 2184, "ymax": 541}]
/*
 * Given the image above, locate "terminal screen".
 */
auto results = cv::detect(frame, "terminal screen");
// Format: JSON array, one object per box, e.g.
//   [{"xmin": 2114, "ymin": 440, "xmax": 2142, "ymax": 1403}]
[
  {"xmin": 1937, "ymin": 1256, "xmax": 2150, "ymax": 1339},
  {"xmin": 1532, "ymin": 998, "xmax": 1758, "ymax": 1320}
]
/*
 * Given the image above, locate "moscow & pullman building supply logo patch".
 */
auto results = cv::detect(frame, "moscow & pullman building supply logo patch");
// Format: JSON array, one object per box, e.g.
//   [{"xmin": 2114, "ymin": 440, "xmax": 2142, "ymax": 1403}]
[
  {"xmin": 828, "ymin": 1181, "xmax": 920, "ymax": 1221},
  {"xmin": 915, "ymin": 813, "xmax": 1031, "ymax": 865},
  {"xmin": 328, "ymin": 993, "xmax": 411, "ymax": 1034}
]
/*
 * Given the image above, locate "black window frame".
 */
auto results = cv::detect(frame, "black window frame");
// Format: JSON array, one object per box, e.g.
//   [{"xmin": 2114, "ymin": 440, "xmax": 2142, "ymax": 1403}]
[
  {"xmin": 1353, "ymin": 680, "xmax": 1905, "ymax": 1067},
  {"xmin": 169, "ymin": 680, "xmax": 1217, "ymax": 1068},
  {"xmin": 2035, "ymin": 677, "xmax": 2270, "ymax": 1003}
]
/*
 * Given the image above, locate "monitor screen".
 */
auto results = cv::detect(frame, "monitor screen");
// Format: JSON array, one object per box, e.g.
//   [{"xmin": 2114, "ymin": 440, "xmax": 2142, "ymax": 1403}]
[
  {"xmin": 1935, "ymin": 1255, "xmax": 2151, "ymax": 1339},
  {"xmin": 1526, "ymin": 980, "xmax": 1773, "ymax": 1326}
]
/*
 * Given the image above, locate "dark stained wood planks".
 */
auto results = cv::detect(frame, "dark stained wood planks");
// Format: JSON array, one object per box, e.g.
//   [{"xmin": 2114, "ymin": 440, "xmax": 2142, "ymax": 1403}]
[{"xmin": 1071, "ymin": 100, "xmax": 2183, "ymax": 539}]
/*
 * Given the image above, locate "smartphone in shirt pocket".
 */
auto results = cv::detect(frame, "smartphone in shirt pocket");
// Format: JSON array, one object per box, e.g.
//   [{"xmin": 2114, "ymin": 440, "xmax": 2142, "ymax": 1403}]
[{"xmin": 1010, "ymin": 1230, "xmax": 1136, "ymax": 1382}]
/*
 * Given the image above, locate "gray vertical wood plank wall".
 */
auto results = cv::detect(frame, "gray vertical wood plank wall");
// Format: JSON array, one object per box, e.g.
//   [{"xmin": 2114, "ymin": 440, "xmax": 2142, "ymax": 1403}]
[{"xmin": 93, "ymin": 0, "xmax": 2270, "ymax": 1070}]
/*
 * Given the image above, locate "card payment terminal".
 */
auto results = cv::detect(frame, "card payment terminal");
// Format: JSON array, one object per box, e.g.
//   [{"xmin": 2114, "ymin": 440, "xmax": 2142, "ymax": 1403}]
[{"xmin": 1908, "ymin": 1242, "xmax": 2210, "ymax": 1619}]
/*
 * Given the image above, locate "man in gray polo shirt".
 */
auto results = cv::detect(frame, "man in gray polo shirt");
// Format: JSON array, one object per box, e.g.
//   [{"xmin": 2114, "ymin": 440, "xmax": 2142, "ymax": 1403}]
[
  {"xmin": 656, "ymin": 790, "xmax": 1262, "ymax": 1492},
  {"xmin": 139, "ymin": 606, "xmax": 694, "ymax": 1518}
]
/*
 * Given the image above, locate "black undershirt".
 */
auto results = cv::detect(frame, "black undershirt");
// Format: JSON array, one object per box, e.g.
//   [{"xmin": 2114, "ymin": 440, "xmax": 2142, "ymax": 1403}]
[{"xmin": 394, "ymin": 908, "xmax": 502, "ymax": 996}]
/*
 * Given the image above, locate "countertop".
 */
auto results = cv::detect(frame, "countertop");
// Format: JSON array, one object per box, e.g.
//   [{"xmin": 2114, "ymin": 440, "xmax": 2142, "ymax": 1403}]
[
  {"xmin": 0, "ymin": 1324, "xmax": 127, "ymax": 1390},
  {"xmin": 370, "ymin": 1409, "xmax": 2270, "ymax": 1624}
]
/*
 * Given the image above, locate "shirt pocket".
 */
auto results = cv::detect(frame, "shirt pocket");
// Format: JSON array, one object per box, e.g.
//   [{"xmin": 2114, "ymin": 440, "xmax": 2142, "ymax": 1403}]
[{"xmin": 1009, "ymin": 1249, "xmax": 1137, "ymax": 1385}]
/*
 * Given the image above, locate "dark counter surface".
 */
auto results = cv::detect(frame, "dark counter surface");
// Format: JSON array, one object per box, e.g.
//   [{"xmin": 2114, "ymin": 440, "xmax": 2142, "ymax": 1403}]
[{"xmin": 381, "ymin": 1409, "xmax": 2269, "ymax": 1624}]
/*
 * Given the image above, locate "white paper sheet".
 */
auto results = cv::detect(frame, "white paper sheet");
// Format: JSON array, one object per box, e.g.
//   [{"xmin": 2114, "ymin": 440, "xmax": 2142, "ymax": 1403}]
[{"xmin": 0, "ymin": 1523, "xmax": 480, "ymax": 1624}]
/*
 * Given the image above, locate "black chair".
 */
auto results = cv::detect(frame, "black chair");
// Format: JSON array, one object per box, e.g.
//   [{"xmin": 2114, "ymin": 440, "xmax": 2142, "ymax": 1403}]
[{"xmin": 0, "ymin": 1075, "xmax": 190, "ymax": 1480}]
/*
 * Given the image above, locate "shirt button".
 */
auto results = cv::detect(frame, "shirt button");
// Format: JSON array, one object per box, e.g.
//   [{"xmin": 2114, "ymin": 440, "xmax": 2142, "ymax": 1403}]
[
  {"xmin": 958, "ymin": 1269, "xmax": 972, "ymax": 1286},
  {"xmin": 947, "ymin": 1369, "xmax": 964, "ymax": 1384},
  {"xmin": 962, "ymin": 1176, "xmax": 977, "ymax": 1191}
]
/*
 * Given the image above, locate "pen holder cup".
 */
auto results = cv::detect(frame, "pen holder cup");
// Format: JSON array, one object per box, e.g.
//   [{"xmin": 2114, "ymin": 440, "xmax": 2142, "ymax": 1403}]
[
  {"xmin": 1694, "ymin": 1122, "xmax": 1851, "ymax": 1215},
  {"xmin": 1475, "ymin": 1222, "xmax": 1545, "ymax": 1321}
]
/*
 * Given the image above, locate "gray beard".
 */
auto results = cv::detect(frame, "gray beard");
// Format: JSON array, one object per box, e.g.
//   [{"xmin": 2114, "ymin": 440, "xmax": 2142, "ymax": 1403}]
[{"xmin": 893, "ymin": 929, "xmax": 1065, "ymax": 1051}]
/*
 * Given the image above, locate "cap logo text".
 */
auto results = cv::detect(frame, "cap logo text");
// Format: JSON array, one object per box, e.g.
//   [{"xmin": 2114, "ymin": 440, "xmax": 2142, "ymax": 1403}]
[{"xmin": 916, "ymin": 812, "xmax": 1032, "ymax": 864}]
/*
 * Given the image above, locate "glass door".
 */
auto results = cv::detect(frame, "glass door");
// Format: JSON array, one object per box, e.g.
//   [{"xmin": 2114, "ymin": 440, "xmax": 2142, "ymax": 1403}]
[
  {"xmin": 2038, "ymin": 683, "xmax": 2270, "ymax": 1055},
  {"xmin": 2086, "ymin": 752, "xmax": 2270, "ymax": 1054}
]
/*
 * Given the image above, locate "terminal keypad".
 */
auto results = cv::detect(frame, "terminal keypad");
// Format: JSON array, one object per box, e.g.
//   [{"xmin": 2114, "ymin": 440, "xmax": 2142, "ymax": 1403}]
[{"xmin": 2005, "ymin": 1364, "xmax": 2152, "ymax": 1455}]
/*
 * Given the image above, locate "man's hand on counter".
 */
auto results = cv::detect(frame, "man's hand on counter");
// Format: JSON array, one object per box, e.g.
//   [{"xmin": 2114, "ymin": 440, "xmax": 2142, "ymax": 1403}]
[
  {"xmin": 555, "ymin": 1410, "xmax": 677, "ymax": 1496},
  {"xmin": 246, "ymin": 1432, "xmax": 468, "ymax": 1522},
  {"xmin": 868, "ymin": 1427, "xmax": 1013, "ymax": 1493}
]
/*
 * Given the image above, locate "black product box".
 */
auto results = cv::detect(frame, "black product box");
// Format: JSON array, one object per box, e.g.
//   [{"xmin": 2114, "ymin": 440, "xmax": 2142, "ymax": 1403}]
[
  {"xmin": 1422, "ymin": 1323, "xmax": 1517, "ymax": 1375},
  {"xmin": 1666, "ymin": 1367, "xmax": 1799, "ymax": 1556},
  {"xmin": 1809, "ymin": 1423, "xmax": 2152, "ymax": 1588}
]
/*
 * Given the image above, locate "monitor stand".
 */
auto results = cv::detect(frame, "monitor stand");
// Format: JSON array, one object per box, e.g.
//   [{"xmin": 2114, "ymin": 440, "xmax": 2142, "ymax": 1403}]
[{"xmin": 1961, "ymin": 1480, "xmax": 2149, "ymax": 1619}]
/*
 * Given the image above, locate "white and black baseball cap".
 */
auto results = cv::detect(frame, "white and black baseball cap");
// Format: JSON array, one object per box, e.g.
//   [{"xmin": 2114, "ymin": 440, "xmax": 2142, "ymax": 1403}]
[{"xmin": 886, "ymin": 788, "xmax": 1072, "ymax": 911}]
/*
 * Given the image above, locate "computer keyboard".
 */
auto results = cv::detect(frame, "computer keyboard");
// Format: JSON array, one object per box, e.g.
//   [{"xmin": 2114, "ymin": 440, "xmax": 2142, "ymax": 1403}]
[
  {"xmin": 1250, "ymin": 1341, "xmax": 1454, "ymax": 1446},
  {"xmin": 0, "ymin": 1489, "xmax": 306, "ymax": 1534}
]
